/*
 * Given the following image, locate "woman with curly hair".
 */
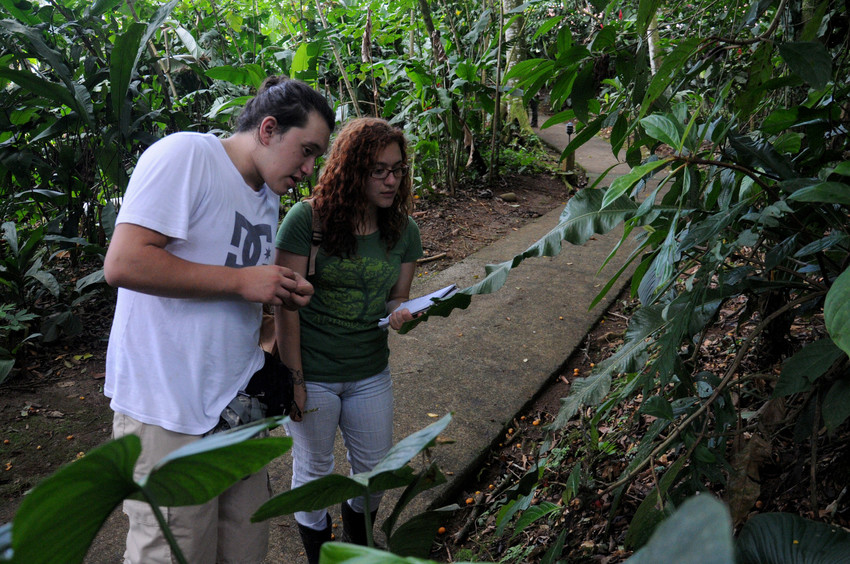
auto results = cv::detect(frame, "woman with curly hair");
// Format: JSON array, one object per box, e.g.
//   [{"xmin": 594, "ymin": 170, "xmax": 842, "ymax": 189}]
[{"xmin": 273, "ymin": 117, "xmax": 423, "ymax": 562}]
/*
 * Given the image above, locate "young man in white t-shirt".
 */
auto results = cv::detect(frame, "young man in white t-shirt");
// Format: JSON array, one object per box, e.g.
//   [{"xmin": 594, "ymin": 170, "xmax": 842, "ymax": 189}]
[{"xmin": 103, "ymin": 77, "xmax": 333, "ymax": 564}]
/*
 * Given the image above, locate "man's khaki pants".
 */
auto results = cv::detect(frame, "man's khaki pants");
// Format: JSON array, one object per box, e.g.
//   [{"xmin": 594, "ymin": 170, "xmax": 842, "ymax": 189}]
[{"xmin": 113, "ymin": 412, "xmax": 271, "ymax": 564}]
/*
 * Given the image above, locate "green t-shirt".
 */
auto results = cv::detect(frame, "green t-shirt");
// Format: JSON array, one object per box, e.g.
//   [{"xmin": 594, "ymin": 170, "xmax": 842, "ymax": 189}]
[{"xmin": 275, "ymin": 201, "xmax": 423, "ymax": 382}]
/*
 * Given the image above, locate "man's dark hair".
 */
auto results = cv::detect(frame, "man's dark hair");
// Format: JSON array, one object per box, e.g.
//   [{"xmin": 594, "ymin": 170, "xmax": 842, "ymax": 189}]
[{"xmin": 235, "ymin": 76, "xmax": 334, "ymax": 134}]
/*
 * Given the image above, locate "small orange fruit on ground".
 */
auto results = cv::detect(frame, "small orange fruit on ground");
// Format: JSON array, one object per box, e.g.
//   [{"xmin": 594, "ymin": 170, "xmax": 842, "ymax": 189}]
[
  {"xmin": 437, "ymin": 526, "xmax": 447, "ymax": 535},
  {"xmin": 465, "ymin": 497, "xmax": 474, "ymax": 505},
  {"xmin": 533, "ymin": 419, "xmax": 540, "ymax": 426}
]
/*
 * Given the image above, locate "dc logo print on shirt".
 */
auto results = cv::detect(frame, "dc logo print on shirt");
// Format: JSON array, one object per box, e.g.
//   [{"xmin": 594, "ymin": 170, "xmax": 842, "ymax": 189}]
[{"xmin": 225, "ymin": 211, "xmax": 273, "ymax": 268}]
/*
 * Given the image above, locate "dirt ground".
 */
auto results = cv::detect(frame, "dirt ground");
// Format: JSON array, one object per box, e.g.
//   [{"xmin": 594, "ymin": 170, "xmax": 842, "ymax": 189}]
[{"xmin": 0, "ymin": 169, "xmax": 575, "ymax": 524}]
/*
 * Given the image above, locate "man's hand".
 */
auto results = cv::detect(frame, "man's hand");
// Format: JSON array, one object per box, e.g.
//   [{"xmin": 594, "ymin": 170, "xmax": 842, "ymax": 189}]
[{"xmin": 237, "ymin": 265, "xmax": 314, "ymax": 308}]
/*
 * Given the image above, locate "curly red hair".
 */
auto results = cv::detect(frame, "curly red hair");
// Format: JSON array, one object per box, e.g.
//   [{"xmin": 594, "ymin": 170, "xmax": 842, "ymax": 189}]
[{"xmin": 311, "ymin": 118, "xmax": 412, "ymax": 258}]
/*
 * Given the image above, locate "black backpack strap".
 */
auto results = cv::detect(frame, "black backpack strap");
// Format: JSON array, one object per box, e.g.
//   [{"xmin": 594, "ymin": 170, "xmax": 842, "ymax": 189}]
[{"xmin": 304, "ymin": 198, "xmax": 322, "ymax": 277}]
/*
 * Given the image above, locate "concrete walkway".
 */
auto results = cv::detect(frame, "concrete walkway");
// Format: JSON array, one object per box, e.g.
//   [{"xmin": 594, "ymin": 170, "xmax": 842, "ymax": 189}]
[{"xmin": 85, "ymin": 123, "xmax": 633, "ymax": 563}]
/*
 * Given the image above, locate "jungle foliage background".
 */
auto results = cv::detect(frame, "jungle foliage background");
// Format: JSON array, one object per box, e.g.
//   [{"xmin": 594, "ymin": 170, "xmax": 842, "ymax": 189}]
[{"xmin": 1, "ymin": 0, "xmax": 850, "ymax": 562}]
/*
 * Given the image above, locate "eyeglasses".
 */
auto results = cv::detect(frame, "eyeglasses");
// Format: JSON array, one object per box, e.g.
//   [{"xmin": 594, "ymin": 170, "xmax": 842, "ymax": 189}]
[{"xmin": 370, "ymin": 165, "xmax": 409, "ymax": 180}]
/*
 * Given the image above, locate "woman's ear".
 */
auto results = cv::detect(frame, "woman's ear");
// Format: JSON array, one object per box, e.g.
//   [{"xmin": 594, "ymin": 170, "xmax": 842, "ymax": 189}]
[{"xmin": 258, "ymin": 116, "xmax": 279, "ymax": 146}]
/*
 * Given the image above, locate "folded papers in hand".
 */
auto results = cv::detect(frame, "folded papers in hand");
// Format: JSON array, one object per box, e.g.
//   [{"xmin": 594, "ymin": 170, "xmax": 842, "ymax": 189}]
[{"xmin": 378, "ymin": 284, "xmax": 458, "ymax": 329}]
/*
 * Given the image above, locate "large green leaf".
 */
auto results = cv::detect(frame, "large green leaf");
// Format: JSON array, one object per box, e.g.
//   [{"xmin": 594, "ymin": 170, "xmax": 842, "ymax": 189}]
[
  {"xmin": 778, "ymin": 41, "xmax": 833, "ymax": 90},
  {"xmin": 736, "ymin": 512, "xmax": 850, "ymax": 564},
  {"xmin": 625, "ymin": 456, "xmax": 687, "ymax": 549},
  {"xmin": 400, "ymin": 189, "xmax": 637, "ymax": 334},
  {"xmin": 641, "ymin": 115, "xmax": 681, "ymax": 151},
  {"xmin": 141, "ymin": 420, "xmax": 291, "ymax": 506},
  {"xmin": 831, "ymin": 161, "xmax": 850, "ymax": 177},
  {"xmin": 0, "ymin": 0, "xmax": 38, "ymax": 24},
  {"xmin": 9, "ymin": 436, "xmax": 141, "ymax": 564},
  {"xmin": 291, "ymin": 42, "xmax": 322, "ymax": 82},
  {"xmin": 571, "ymin": 63, "xmax": 595, "ymax": 123},
  {"xmin": 728, "ymin": 134, "xmax": 796, "ymax": 180},
  {"xmin": 387, "ymin": 507, "xmax": 456, "ymax": 557},
  {"xmin": 369, "ymin": 413, "xmax": 451, "ymax": 475},
  {"xmin": 135, "ymin": 0, "xmax": 180, "ymax": 65},
  {"xmin": 110, "ymin": 22, "xmax": 147, "ymax": 137},
  {"xmin": 626, "ymin": 495, "xmax": 733, "ymax": 564},
  {"xmin": 0, "ymin": 68, "xmax": 80, "ymax": 117},
  {"xmin": 253, "ymin": 470, "xmax": 414, "ymax": 521},
  {"xmin": 824, "ymin": 267, "xmax": 850, "ymax": 356},
  {"xmin": 0, "ymin": 359, "xmax": 15, "ymax": 386},
  {"xmin": 319, "ymin": 542, "xmax": 474, "ymax": 563},
  {"xmin": 0, "ymin": 20, "xmax": 72, "ymax": 85},
  {"xmin": 88, "ymin": 0, "xmax": 124, "ymax": 18},
  {"xmin": 787, "ymin": 182, "xmax": 850, "ymax": 205},
  {"xmin": 636, "ymin": 0, "xmax": 662, "ymax": 35},
  {"xmin": 639, "ymin": 38, "xmax": 701, "ymax": 118},
  {"xmin": 381, "ymin": 463, "xmax": 447, "ymax": 540},
  {"xmin": 205, "ymin": 65, "xmax": 267, "ymax": 88},
  {"xmin": 822, "ymin": 378, "xmax": 850, "ymax": 432},
  {"xmin": 774, "ymin": 339, "xmax": 845, "ymax": 397},
  {"xmin": 604, "ymin": 159, "xmax": 672, "ymax": 208},
  {"xmin": 253, "ymin": 415, "xmax": 452, "ymax": 521}
]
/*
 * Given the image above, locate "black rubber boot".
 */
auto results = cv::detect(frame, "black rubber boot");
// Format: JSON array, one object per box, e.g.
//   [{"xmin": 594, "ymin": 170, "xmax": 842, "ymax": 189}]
[
  {"xmin": 340, "ymin": 500, "xmax": 378, "ymax": 546},
  {"xmin": 297, "ymin": 514, "xmax": 332, "ymax": 564}
]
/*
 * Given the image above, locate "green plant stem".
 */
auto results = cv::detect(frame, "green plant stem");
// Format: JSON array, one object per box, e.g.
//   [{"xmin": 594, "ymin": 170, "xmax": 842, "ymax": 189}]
[
  {"xmin": 363, "ymin": 493, "xmax": 374, "ymax": 547},
  {"xmin": 139, "ymin": 489, "xmax": 190, "ymax": 564},
  {"xmin": 603, "ymin": 289, "xmax": 827, "ymax": 495},
  {"xmin": 811, "ymin": 398, "xmax": 820, "ymax": 514}
]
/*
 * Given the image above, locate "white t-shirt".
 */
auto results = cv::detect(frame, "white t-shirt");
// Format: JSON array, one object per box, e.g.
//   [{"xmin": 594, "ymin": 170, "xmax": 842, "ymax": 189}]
[{"xmin": 105, "ymin": 132, "xmax": 278, "ymax": 435}]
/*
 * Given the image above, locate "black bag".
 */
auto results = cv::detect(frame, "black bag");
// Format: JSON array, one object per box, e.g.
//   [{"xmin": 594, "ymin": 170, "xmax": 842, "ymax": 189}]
[{"xmin": 244, "ymin": 351, "xmax": 295, "ymax": 417}]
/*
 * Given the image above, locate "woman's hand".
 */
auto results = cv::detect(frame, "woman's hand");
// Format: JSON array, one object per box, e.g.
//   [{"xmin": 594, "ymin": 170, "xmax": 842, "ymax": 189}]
[{"xmin": 388, "ymin": 307, "xmax": 416, "ymax": 331}]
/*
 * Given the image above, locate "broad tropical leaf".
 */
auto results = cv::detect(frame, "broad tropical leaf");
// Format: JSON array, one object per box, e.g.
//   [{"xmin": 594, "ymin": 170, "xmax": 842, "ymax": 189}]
[
  {"xmin": 774, "ymin": 339, "xmax": 845, "ymax": 397},
  {"xmin": 736, "ymin": 512, "xmax": 850, "ymax": 564},
  {"xmin": 9, "ymin": 436, "xmax": 141, "ymax": 564},
  {"xmin": 141, "ymin": 420, "xmax": 291, "ymax": 506},
  {"xmin": 825, "ymin": 268, "xmax": 850, "ymax": 356},
  {"xmin": 778, "ymin": 41, "xmax": 833, "ymax": 90},
  {"xmin": 626, "ymin": 495, "xmax": 733, "ymax": 564}
]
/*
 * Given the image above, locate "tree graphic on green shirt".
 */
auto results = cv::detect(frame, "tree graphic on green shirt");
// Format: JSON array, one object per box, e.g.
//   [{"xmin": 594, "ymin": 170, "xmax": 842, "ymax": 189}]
[{"xmin": 316, "ymin": 255, "xmax": 399, "ymax": 325}]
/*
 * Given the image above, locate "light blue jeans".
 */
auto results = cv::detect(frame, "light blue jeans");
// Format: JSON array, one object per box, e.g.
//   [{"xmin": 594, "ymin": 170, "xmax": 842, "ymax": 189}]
[{"xmin": 285, "ymin": 367, "xmax": 394, "ymax": 530}]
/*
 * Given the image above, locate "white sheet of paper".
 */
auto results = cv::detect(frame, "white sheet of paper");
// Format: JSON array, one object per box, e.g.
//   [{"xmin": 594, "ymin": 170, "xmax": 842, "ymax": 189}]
[{"xmin": 378, "ymin": 284, "xmax": 458, "ymax": 329}]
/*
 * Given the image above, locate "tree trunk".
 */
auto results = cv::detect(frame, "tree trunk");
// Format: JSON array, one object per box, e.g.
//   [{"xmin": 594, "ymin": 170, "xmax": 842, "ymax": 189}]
[
  {"xmin": 488, "ymin": 1, "xmax": 504, "ymax": 186},
  {"xmin": 647, "ymin": 18, "xmax": 663, "ymax": 75}
]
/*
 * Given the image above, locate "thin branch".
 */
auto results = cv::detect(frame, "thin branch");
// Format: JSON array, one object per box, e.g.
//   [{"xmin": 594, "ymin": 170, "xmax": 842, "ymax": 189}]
[
  {"xmin": 672, "ymin": 154, "xmax": 772, "ymax": 191},
  {"xmin": 706, "ymin": 0, "xmax": 789, "ymax": 46}
]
